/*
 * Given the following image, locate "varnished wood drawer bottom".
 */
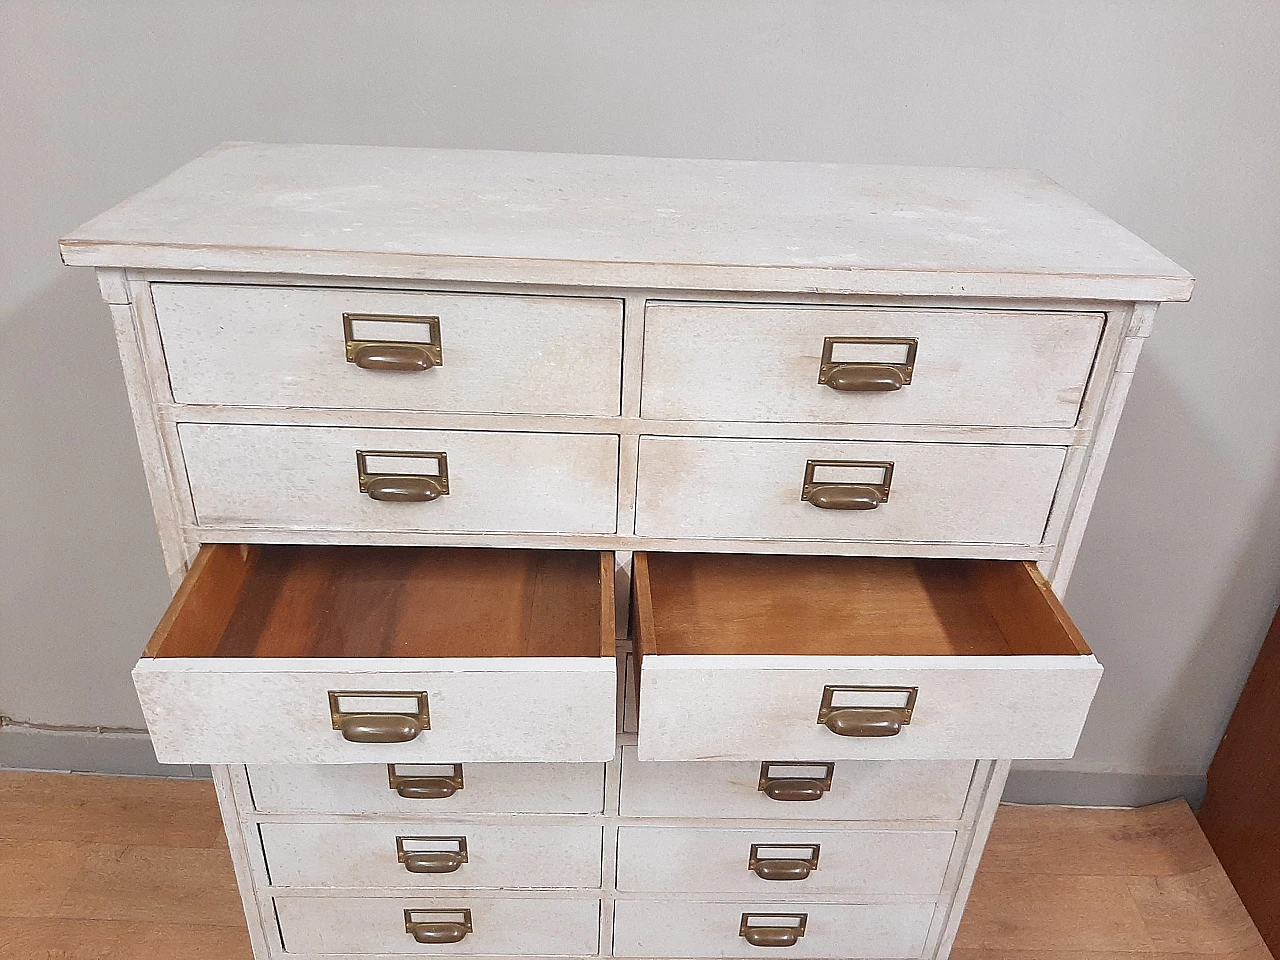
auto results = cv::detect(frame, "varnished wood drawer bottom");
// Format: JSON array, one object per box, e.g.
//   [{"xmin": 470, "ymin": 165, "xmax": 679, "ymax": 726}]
[
  {"xmin": 612, "ymin": 900, "xmax": 934, "ymax": 958},
  {"xmin": 274, "ymin": 896, "xmax": 601, "ymax": 956},
  {"xmin": 261, "ymin": 821, "xmax": 604, "ymax": 889}
]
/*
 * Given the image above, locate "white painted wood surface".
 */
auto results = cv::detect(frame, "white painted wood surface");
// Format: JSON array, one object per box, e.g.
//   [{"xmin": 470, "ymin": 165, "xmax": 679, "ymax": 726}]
[
  {"xmin": 618, "ymin": 748, "xmax": 974, "ymax": 821},
  {"xmin": 611, "ymin": 899, "xmax": 935, "ymax": 959},
  {"xmin": 634, "ymin": 436, "xmax": 1066, "ymax": 545},
  {"xmin": 260, "ymin": 821, "xmax": 603, "ymax": 889},
  {"xmin": 133, "ymin": 657, "xmax": 618, "ymax": 764},
  {"xmin": 635, "ymin": 654, "xmax": 1102, "ymax": 761},
  {"xmin": 153, "ymin": 283, "xmax": 623, "ymax": 416},
  {"xmin": 60, "ymin": 144, "xmax": 1193, "ymax": 301},
  {"xmin": 615, "ymin": 825, "xmax": 954, "ymax": 897},
  {"xmin": 274, "ymin": 895, "xmax": 602, "ymax": 956},
  {"xmin": 179, "ymin": 423, "xmax": 620, "ymax": 534},
  {"xmin": 642, "ymin": 303, "xmax": 1103, "ymax": 427},
  {"xmin": 248, "ymin": 763, "xmax": 607, "ymax": 815}
]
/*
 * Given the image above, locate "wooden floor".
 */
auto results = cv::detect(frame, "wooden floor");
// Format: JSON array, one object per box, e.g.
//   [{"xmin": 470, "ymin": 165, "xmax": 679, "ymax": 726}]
[{"xmin": 0, "ymin": 771, "xmax": 1270, "ymax": 960}]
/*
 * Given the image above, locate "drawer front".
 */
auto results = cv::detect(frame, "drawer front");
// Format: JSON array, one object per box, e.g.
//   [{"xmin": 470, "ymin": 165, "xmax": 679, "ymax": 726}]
[
  {"xmin": 642, "ymin": 302, "xmax": 1103, "ymax": 427},
  {"xmin": 249, "ymin": 763, "xmax": 606, "ymax": 815},
  {"xmin": 612, "ymin": 900, "xmax": 934, "ymax": 959},
  {"xmin": 274, "ymin": 896, "xmax": 600, "ymax": 956},
  {"xmin": 133, "ymin": 661, "xmax": 617, "ymax": 764},
  {"xmin": 634, "ymin": 436, "xmax": 1065, "ymax": 545},
  {"xmin": 636, "ymin": 656, "xmax": 1101, "ymax": 761},
  {"xmin": 261, "ymin": 821, "xmax": 603, "ymax": 889},
  {"xmin": 619, "ymin": 747, "xmax": 974, "ymax": 820},
  {"xmin": 180, "ymin": 423, "xmax": 619, "ymax": 534},
  {"xmin": 153, "ymin": 284, "xmax": 623, "ymax": 416},
  {"xmin": 616, "ymin": 826, "xmax": 954, "ymax": 896}
]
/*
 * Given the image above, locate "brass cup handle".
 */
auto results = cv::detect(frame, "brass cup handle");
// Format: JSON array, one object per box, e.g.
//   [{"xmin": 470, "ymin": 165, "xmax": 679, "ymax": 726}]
[
  {"xmin": 406, "ymin": 921, "xmax": 469, "ymax": 944},
  {"xmin": 338, "ymin": 714, "xmax": 424, "ymax": 743},
  {"xmin": 804, "ymin": 483, "xmax": 885, "ymax": 510},
  {"xmin": 394, "ymin": 777, "xmax": 461, "ymax": 800},
  {"xmin": 823, "ymin": 707, "xmax": 905, "ymax": 737},
  {"xmin": 352, "ymin": 342, "xmax": 438, "ymax": 372},
  {"xmin": 403, "ymin": 851, "xmax": 465, "ymax": 874},
  {"xmin": 762, "ymin": 778, "xmax": 827, "ymax": 802},
  {"xmin": 364, "ymin": 475, "xmax": 446, "ymax": 503},
  {"xmin": 823, "ymin": 363, "xmax": 907, "ymax": 392},
  {"xmin": 751, "ymin": 859, "xmax": 813, "ymax": 881},
  {"xmin": 742, "ymin": 926, "xmax": 801, "ymax": 948}
]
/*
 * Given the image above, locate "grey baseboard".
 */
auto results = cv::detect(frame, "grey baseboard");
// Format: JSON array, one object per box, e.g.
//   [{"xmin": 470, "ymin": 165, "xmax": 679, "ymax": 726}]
[
  {"xmin": 1004, "ymin": 764, "xmax": 1207, "ymax": 809},
  {"xmin": 0, "ymin": 725, "xmax": 210, "ymax": 779}
]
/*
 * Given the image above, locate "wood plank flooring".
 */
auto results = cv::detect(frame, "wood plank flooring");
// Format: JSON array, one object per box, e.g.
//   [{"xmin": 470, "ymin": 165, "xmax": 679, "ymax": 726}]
[{"xmin": 0, "ymin": 771, "xmax": 1270, "ymax": 960}]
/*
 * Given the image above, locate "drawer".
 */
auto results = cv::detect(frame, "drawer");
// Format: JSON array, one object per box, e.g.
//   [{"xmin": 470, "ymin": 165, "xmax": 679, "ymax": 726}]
[
  {"xmin": 274, "ymin": 896, "xmax": 600, "ymax": 956},
  {"xmin": 248, "ymin": 763, "xmax": 606, "ymax": 815},
  {"xmin": 633, "ymin": 552, "xmax": 1101, "ymax": 761},
  {"xmin": 612, "ymin": 900, "xmax": 934, "ymax": 959},
  {"xmin": 641, "ymin": 302, "xmax": 1103, "ymax": 427},
  {"xmin": 619, "ymin": 747, "xmax": 974, "ymax": 820},
  {"xmin": 261, "ymin": 821, "xmax": 603, "ymax": 889},
  {"xmin": 633, "ymin": 436, "xmax": 1064, "ymax": 545},
  {"xmin": 180, "ymin": 423, "xmax": 619, "ymax": 534},
  {"xmin": 133, "ymin": 545, "xmax": 616, "ymax": 764},
  {"xmin": 615, "ymin": 826, "xmax": 953, "ymax": 896},
  {"xmin": 152, "ymin": 283, "xmax": 623, "ymax": 416}
]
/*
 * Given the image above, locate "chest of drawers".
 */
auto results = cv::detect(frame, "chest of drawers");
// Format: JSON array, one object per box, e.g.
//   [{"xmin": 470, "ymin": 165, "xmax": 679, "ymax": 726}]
[{"xmin": 62, "ymin": 143, "xmax": 1191, "ymax": 960}]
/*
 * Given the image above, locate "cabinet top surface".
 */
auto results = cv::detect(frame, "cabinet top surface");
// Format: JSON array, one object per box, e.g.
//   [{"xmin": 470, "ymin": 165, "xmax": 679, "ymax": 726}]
[{"xmin": 60, "ymin": 142, "xmax": 1191, "ymax": 300}]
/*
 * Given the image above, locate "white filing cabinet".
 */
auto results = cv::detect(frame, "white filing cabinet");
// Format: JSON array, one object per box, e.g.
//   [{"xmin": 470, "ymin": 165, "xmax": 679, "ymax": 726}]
[{"xmin": 62, "ymin": 143, "xmax": 1192, "ymax": 960}]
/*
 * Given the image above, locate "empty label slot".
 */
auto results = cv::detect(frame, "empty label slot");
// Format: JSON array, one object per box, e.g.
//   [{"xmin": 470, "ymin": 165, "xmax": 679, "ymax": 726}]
[
  {"xmin": 348, "ymin": 317, "xmax": 437, "ymax": 345},
  {"xmin": 808, "ymin": 463, "xmax": 888, "ymax": 485},
  {"xmin": 391, "ymin": 763, "xmax": 461, "ymax": 778},
  {"xmin": 399, "ymin": 836, "xmax": 466, "ymax": 855},
  {"xmin": 752, "ymin": 845, "xmax": 818, "ymax": 860},
  {"xmin": 827, "ymin": 340, "xmax": 912, "ymax": 364},
  {"xmin": 828, "ymin": 687, "xmax": 914, "ymax": 709},
  {"xmin": 334, "ymin": 694, "xmax": 421, "ymax": 715},
  {"xmin": 361, "ymin": 454, "xmax": 442, "ymax": 477},
  {"xmin": 763, "ymin": 763, "xmax": 832, "ymax": 780}
]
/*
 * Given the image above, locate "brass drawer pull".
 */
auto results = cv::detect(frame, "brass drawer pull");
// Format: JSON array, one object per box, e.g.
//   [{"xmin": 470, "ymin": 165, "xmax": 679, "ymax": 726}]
[
  {"xmin": 329, "ymin": 692, "xmax": 429, "ymax": 743},
  {"xmin": 818, "ymin": 336, "xmax": 916, "ymax": 392},
  {"xmin": 749, "ymin": 843, "xmax": 820, "ymax": 881},
  {"xmin": 404, "ymin": 908, "xmax": 472, "ymax": 944},
  {"xmin": 398, "ymin": 836, "xmax": 468, "ymax": 874},
  {"xmin": 758, "ymin": 762, "xmax": 835, "ymax": 802},
  {"xmin": 357, "ymin": 450, "xmax": 449, "ymax": 503},
  {"xmin": 388, "ymin": 764, "xmax": 464, "ymax": 799},
  {"xmin": 740, "ymin": 913, "xmax": 807, "ymax": 948},
  {"xmin": 345, "ymin": 313, "xmax": 442, "ymax": 371},
  {"xmin": 801, "ymin": 460, "xmax": 893, "ymax": 511},
  {"xmin": 818, "ymin": 685, "xmax": 916, "ymax": 737}
]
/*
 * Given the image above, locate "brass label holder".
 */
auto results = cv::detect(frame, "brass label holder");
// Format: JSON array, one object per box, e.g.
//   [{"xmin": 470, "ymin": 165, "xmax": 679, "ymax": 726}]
[
  {"xmin": 739, "ymin": 913, "xmax": 808, "ymax": 946},
  {"xmin": 329, "ymin": 691, "xmax": 430, "ymax": 730},
  {"xmin": 748, "ymin": 843, "xmax": 821, "ymax": 880},
  {"xmin": 801, "ymin": 459, "xmax": 894, "ymax": 510},
  {"xmin": 817, "ymin": 684, "xmax": 917, "ymax": 738},
  {"xmin": 344, "ymin": 313, "xmax": 443, "ymax": 368},
  {"xmin": 404, "ymin": 908, "xmax": 473, "ymax": 944},
  {"xmin": 356, "ymin": 450, "xmax": 449, "ymax": 501},
  {"xmin": 396, "ymin": 835, "xmax": 469, "ymax": 874},
  {"xmin": 757, "ymin": 761, "xmax": 836, "ymax": 799},
  {"xmin": 818, "ymin": 336, "xmax": 917, "ymax": 389},
  {"xmin": 387, "ymin": 763, "xmax": 465, "ymax": 799}
]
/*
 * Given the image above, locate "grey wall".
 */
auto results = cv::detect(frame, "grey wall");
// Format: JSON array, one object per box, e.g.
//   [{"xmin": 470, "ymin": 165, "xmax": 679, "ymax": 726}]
[{"xmin": 2, "ymin": 0, "xmax": 1278, "ymax": 800}]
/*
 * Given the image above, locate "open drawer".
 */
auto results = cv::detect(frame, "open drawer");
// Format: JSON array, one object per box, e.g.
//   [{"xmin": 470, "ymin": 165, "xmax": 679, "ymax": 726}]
[
  {"xmin": 134, "ymin": 545, "xmax": 617, "ymax": 764},
  {"xmin": 632, "ymin": 552, "xmax": 1100, "ymax": 761}
]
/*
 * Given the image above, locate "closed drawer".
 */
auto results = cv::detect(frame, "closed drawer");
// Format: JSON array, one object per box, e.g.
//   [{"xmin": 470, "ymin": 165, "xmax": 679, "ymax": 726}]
[
  {"xmin": 619, "ymin": 747, "xmax": 973, "ymax": 821},
  {"xmin": 153, "ymin": 284, "xmax": 623, "ymax": 416},
  {"xmin": 180, "ymin": 423, "xmax": 618, "ymax": 534},
  {"xmin": 133, "ymin": 545, "xmax": 616, "ymax": 764},
  {"xmin": 633, "ymin": 552, "xmax": 1101, "ymax": 761},
  {"xmin": 249, "ymin": 763, "xmax": 606, "ymax": 815},
  {"xmin": 274, "ymin": 896, "xmax": 600, "ymax": 956},
  {"xmin": 612, "ymin": 900, "xmax": 934, "ymax": 959},
  {"xmin": 616, "ymin": 826, "xmax": 953, "ymax": 897},
  {"xmin": 634, "ymin": 436, "xmax": 1064, "ymax": 546},
  {"xmin": 261, "ymin": 821, "xmax": 603, "ymax": 889},
  {"xmin": 641, "ymin": 302, "xmax": 1103, "ymax": 427}
]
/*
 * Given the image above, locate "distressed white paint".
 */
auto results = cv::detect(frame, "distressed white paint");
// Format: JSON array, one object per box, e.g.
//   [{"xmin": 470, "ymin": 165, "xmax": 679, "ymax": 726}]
[
  {"xmin": 133, "ymin": 657, "xmax": 617, "ymax": 763},
  {"xmin": 634, "ymin": 436, "xmax": 1066, "ymax": 545},
  {"xmin": 261, "ymin": 821, "xmax": 603, "ymax": 889},
  {"xmin": 153, "ymin": 284, "xmax": 623, "ymax": 416},
  {"xmin": 615, "ymin": 825, "xmax": 954, "ymax": 897},
  {"xmin": 60, "ymin": 144, "xmax": 1192, "ymax": 301},
  {"xmin": 611, "ymin": 899, "xmax": 935, "ymax": 959},
  {"xmin": 179, "ymin": 423, "xmax": 620, "ymax": 534},
  {"xmin": 274, "ymin": 895, "xmax": 602, "ymax": 956},
  {"xmin": 636, "ymin": 655, "xmax": 1102, "ymax": 761},
  {"xmin": 618, "ymin": 748, "xmax": 974, "ymax": 821},
  {"xmin": 642, "ymin": 303, "xmax": 1104, "ymax": 427},
  {"xmin": 248, "ymin": 762, "xmax": 607, "ymax": 815}
]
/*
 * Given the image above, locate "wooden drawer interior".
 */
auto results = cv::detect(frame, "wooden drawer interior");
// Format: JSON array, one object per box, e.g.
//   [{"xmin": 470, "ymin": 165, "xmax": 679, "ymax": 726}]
[
  {"xmin": 633, "ymin": 552, "xmax": 1089, "ymax": 660},
  {"xmin": 147, "ymin": 544, "xmax": 615, "ymax": 660}
]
